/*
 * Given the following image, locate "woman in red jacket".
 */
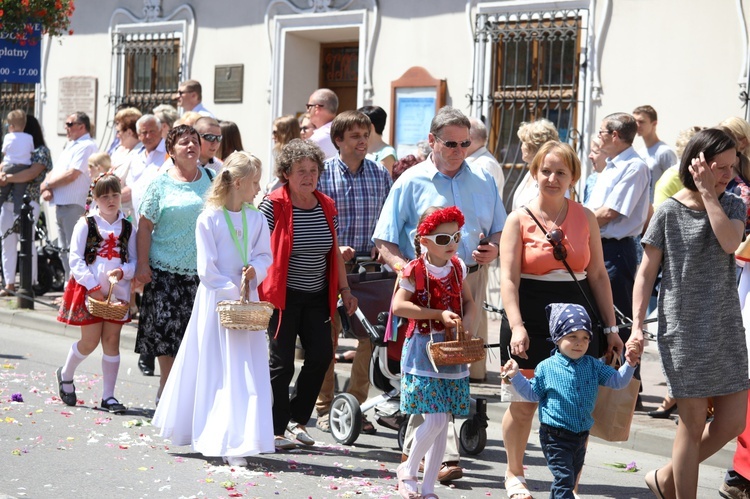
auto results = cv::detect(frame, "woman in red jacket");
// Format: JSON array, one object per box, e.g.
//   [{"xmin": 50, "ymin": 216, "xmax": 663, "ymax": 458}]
[{"xmin": 258, "ymin": 139, "xmax": 357, "ymax": 450}]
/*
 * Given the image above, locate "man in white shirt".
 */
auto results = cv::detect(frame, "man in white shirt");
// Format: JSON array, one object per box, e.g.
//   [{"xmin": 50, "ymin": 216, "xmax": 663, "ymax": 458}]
[
  {"xmin": 123, "ymin": 115, "xmax": 169, "ymax": 230},
  {"xmin": 585, "ymin": 112, "xmax": 650, "ymax": 338},
  {"xmin": 307, "ymin": 88, "xmax": 338, "ymax": 160},
  {"xmin": 176, "ymin": 79, "xmax": 214, "ymax": 117},
  {"xmin": 41, "ymin": 112, "xmax": 97, "ymax": 282},
  {"xmin": 465, "ymin": 117, "xmax": 505, "ymax": 198},
  {"xmin": 194, "ymin": 116, "xmax": 223, "ymax": 171},
  {"xmin": 633, "ymin": 105, "xmax": 677, "ymax": 201}
]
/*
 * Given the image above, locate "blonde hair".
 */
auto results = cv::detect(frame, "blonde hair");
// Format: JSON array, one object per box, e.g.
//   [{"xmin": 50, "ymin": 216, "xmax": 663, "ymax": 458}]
[
  {"xmin": 529, "ymin": 141, "xmax": 581, "ymax": 198},
  {"xmin": 205, "ymin": 151, "xmax": 262, "ymax": 208},
  {"xmin": 720, "ymin": 117, "xmax": 750, "ymax": 157},
  {"xmin": 88, "ymin": 152, "xmax": 112, "ymax": 172},
  {"xmin": 6, "ymin": 109, "xmax": 26, "ymax": 130},
  {"xmin": 517, "ymin": 119, "xmax": 559, "ymax": 156},
  {"xmin": 175, "ymin": 111, "xmax": 202, "ymax": 127}
]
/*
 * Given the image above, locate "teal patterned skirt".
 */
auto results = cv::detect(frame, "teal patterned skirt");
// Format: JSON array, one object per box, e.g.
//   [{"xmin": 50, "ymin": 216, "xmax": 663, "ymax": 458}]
[{"xmin": 400, "ymin": 373, "xmax": 470, "ymax": 416}]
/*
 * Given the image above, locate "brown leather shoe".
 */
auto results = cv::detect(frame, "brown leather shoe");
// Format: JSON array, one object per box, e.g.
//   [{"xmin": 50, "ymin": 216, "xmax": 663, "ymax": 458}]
[{"xmin": 438, "ymin": 461, "xmax": 463, "ymax": 483}]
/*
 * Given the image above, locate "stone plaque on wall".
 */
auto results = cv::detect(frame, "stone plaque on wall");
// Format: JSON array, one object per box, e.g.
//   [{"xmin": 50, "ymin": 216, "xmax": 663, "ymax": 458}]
[
  {"xmin": 214, "ymin": 65, "xmax": 243, "ymax": 103},
  {"xmin": 57, "ymin": 77, "xmax": 97, "ymax": 136}
]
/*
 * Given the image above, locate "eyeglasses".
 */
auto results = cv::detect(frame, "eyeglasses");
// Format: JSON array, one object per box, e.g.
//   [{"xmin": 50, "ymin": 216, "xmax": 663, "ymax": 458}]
[
  {"xmin": 546, "ymin": 228, "xmax": 568, "ymax": 261},
  {"xmin": 597, "ymin": 129, "xmax": 612, "ymax": 137},
  {"xmin": 200, "ymin": 133, "xmax": 222, "ymax": 143},
  {"xmin": 422, "ymin": 231, "xmax": 461, "ymax": 246},
  {"xmin": 65, "ymin": 122, "xmax": 81, "ymax": 128},
  {"xmin": 300, "ymin": 126, "xmax": 313, "ymax": 132},
  {"xmin": 306, "ymin": 103, "xmax": 324, "ymax": 110},
  {"xmin": 177, "ymin": 90, "xmax": 192, "ymax": 96},
  {"xmin": 434, "ymin": 135, "xmax": 471, "ymax": 149}
]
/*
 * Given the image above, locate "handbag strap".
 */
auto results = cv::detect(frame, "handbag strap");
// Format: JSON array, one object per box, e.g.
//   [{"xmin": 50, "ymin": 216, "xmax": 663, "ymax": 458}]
[{"xmin": 522, "ymin": 205, "xmax": 603, "ymax": 325}]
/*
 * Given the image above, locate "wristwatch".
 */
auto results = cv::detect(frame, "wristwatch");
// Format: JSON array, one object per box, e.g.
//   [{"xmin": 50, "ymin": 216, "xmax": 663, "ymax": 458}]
[{"xmin": 603, "ymin": 325, "xmax": 620, "ymax": 335}]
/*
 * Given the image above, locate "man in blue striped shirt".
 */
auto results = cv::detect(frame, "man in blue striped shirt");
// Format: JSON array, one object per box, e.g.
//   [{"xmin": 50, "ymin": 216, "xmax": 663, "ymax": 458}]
[
  {"xmin": 502, "ymin": 303, "xmax": 639, "ymax": 498},
  {"xmin": 315, "ymin": 110, "xmax": 392, "ymax": 434}
]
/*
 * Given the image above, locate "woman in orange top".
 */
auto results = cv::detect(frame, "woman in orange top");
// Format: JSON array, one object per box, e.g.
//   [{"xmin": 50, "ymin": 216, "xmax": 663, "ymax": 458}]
[{"xmin": 498, "ymin": 141, "xmax": 623, "ymax": 499}]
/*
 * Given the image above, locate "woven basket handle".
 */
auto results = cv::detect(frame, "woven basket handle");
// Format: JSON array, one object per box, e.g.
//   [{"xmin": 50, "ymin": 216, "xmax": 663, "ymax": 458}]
[
  {"xmin": 105, "ymin": 275, "xmax": 118, "ymax": 304},
  {"xmin": 454, "ymin": 317, "xmax": 464, "ymax": 341},
  {"xmin": 239, "ymin": 273, "xmax": 250, "ymax": 304}
]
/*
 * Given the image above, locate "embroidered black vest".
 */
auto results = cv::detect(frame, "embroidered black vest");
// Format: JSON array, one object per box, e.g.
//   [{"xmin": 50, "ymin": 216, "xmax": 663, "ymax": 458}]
[{"xmin": 84, "ymin": 217, "xmax": 132, "ymax": 265}]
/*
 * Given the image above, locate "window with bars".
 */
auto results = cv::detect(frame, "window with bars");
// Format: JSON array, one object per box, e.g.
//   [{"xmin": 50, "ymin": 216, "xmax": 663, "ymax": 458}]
[
  {"xmin": 475, "ymin": 9, "xmax": 586, "ymax": 207},
  {"xmin": 113, "ymin": 32, "xmax": 181, "ymax": 113}
]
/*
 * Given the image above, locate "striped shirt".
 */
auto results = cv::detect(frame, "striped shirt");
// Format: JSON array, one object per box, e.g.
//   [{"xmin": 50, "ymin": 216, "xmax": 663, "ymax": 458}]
[
  {"xmin": 510, "ymin": 351, "xmax": 634, "ymax": 433},
  {"xmin": 258, "ymin": 199, "xmax": 337, "ymax": 292},
  {"xmin": 318, "ymin": 156, "xmax": 392, "ymax": 255}
]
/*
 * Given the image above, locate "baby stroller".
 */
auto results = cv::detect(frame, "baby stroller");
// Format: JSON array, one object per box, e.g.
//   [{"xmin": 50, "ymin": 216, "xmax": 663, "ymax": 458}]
[{"xmin": 328, "ymin": 260, "xmax": 489, "ymax": 455}]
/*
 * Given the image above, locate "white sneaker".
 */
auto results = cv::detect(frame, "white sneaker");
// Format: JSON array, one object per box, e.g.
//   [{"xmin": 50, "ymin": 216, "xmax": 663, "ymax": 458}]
[
  {"xmin": 286, "ymin": 422, "xmax": 315, "ymax": 446},
  {"xmin": 222, "ymin": 456, "xmax": 247, "ymax": 466}
]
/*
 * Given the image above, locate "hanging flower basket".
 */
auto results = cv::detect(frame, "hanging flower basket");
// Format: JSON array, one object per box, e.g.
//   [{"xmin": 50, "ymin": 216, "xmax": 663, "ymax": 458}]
[{"xmin": 0, "ymin": 0, "xmax": 75, "ymax": 46}]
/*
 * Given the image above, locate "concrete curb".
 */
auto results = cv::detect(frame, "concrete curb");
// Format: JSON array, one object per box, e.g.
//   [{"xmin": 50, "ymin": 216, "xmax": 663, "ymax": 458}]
[{"xmin": 0, "ymin": 302, "xmax": 736, "ymax": 467}]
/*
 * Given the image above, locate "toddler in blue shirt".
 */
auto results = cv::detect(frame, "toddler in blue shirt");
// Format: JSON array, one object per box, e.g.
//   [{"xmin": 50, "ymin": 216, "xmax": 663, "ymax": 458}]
[{"xmin": 501, "ymin": 303, "xmax": 639, "ymax": 498}]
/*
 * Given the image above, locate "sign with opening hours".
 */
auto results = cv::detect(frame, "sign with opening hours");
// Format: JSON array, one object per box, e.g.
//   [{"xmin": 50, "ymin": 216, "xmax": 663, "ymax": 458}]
[{"xmin": 0, "ymin": 23, "xmax": 42, "ymax": 84}]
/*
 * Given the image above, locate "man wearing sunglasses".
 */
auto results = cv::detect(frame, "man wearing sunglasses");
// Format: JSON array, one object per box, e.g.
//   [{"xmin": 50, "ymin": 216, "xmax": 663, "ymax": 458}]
[
  {"xmin": 373, "ymin": 106, "xmax": 507, "ymax": 483},
  {"xmin": 175, "ymin": 79, "xmax": 214, "ymax": 118},
  {"xmin": 585, "ymin": 112, "xmax": 650, "ymax": 356},
  {"xmin": 194, "ymin": 117, "xmax": 223, "ymax": 171},
  {"xmin": 41, "ymin": 112, "xmax": 97, "ymax": 283},
  {"xmin": 307, "ymin": 88, "xmax": 339, "ymax": 160}
]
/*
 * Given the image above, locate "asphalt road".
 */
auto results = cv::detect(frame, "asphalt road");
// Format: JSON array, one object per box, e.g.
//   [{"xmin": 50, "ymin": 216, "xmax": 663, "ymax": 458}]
[{"xmin": 0, "ymin": 324, "xmax": 728, "ymax": 498}]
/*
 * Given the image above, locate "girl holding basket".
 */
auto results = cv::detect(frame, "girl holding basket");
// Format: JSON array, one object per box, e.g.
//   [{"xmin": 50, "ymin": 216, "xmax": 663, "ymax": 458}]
[{"xmin": 391, "ymin": 206, "xmax": 476, "ymax": 499}]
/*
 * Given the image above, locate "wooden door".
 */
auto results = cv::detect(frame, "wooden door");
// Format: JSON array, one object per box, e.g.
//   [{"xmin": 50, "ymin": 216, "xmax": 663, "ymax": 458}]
[{"xmin": 320, "ymin": 42, "xmax": 359, "ymax": 113}]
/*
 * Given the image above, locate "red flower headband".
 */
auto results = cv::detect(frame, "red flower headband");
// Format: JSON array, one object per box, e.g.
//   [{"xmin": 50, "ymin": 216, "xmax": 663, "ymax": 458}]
[{"xmin": 417, "ymin": 206, "xmax": 465, "ymax": 235}]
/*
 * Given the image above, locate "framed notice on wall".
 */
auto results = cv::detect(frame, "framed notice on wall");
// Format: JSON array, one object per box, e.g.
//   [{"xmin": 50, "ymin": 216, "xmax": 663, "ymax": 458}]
[{"xmin": 390, "ymin": 67, "xmax": 446, "ymax": 159}]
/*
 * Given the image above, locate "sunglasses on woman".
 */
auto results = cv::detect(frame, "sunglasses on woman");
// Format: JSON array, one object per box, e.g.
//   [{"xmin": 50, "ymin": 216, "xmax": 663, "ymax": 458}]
[
  {"xmin": 422, "ymin": 231, "xmax": 461, "ymax": 246},
  {"xmin": 546, "ymin": 228, "xmax": 568, "ymax": 261}
]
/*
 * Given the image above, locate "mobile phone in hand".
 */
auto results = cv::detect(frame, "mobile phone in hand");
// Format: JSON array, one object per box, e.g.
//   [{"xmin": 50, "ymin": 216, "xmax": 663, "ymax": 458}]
[{"xmin": 478, "ymin": 235, "xmax": 492, "ymax": 246}]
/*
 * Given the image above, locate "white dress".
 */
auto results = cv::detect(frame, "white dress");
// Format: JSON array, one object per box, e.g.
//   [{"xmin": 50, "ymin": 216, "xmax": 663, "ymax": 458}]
[{"xmin": 152, "ymin": 205, "xmax": 275, "ymax": 457}]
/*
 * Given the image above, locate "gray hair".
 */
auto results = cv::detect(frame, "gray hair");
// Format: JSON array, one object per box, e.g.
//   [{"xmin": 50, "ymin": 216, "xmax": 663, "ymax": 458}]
[
  {"xmin": 312, "ymin": 88, "xmax": 339, "ymax": 115},
  {"xmin": 275, "ymin": 139, "xmax": 326, "ymax": 182},
  {"xmin": 430, "ymin": 106, "xmax": 471, "ymax": 136},
  {"xmin": 603, "ymin": 112, "xmax": 637, "ymax": 144},
  {"xmin": 416, "ymin": 140, "xmax": 432, "ymax": 159},
  {"xmin": 469, "ymin": 117, "xmax": 488, "ymax": 144},
  {"xmin": 136, "ymin": 114, "xmax": 161, "ymax": 130},
  {"xmin": 152, "ymin": 104, "xmax": 178, "ymax": 128}
]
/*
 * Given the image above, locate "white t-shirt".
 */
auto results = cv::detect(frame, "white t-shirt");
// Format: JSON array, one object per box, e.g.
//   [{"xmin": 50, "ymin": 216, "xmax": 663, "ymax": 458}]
[{"xmin": 2, "ymin": 131, "xmax": 34, "ymax": 165}]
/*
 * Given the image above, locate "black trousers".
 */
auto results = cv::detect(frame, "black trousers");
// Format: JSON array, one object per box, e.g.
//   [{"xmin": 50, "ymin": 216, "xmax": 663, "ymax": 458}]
[{"xmin": 268, "ymin": 287, "xmax": 333, "ymax": 435}]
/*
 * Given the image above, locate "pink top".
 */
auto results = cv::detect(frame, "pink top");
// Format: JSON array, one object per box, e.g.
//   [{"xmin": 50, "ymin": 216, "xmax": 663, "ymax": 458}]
[{"xmin": 519, "ymin": 200, "xmax": 591, "ymax": 275}]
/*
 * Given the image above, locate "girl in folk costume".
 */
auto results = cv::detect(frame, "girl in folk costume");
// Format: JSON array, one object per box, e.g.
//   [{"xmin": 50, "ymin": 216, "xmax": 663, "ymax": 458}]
[
  {"xmin": 56, "ymin": 173, "xmax": 137, "ymax": 414},
  {"xmin": 152, "ymin": 152, "xmax": 274, "ymax": 466},
  {"xmin": 392, "ymin": 206, "xmax": 477, "ymax": 499}
]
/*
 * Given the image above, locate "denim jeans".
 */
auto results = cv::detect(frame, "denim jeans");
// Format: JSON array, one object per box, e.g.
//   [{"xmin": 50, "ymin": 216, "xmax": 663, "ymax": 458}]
[{"xmin": 539, "ymin": 423, "xmax": 589, "ymax": 499}]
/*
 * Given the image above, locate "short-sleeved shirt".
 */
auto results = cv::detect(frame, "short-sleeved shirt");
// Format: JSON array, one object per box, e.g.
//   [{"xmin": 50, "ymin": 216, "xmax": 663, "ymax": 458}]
[
  {"xmin": 653, "ymin": 165, "xmax": 683, "ymax": 208},
  {"xmin": 9, "ymin": 145, "xmax": 52, "ymax": 204},
  {"xmin": 51, "ymin": 133, "xmax": 97, "ymax": 207},
  {"xmin": 372, "ymin": 155, "xmax": 507, "ymax": 265},
  {"xmin": 641, "ymin": 141, "xmax": 677, "ymax": 201},
  {"xmin": 519, "ymin": 200, "xmax": 590, "ymax": 275},
  {"xmin": 139, "ymin": 167, "xmax": 213, "ymax": 275},
  {"xmin": 318, "ymin": 156, "xmax": 392, "ymax": 255},
  {"xmin": 584, "ymin": 146, "xmax": 650, "ymax": 239}
]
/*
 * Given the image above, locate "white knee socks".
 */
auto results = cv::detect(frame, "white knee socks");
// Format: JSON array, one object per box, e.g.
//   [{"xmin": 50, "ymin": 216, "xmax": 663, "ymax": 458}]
[
  {"xmin": 61, "ymin": 342, "xmax": 87, "ymax": 393},
  {"xmin": 101, "ymin": 354, "xmax": 120, "ymax": 401}
]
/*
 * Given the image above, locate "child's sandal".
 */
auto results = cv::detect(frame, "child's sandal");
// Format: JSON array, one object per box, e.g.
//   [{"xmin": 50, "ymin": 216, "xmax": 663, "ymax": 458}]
[
  {"xmin": 56, "ymin": 367, "xmax": 77, "ymax": 407},
  {"xmin": 396, "ymin": 463, "xmax": 420, "ymax": 499}
]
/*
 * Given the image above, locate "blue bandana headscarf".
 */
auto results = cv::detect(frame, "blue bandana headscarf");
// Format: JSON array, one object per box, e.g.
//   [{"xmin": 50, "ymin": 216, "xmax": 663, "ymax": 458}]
[{"xmin": 546, "ymin": 303, "xmax": 592, "ymax": 344}]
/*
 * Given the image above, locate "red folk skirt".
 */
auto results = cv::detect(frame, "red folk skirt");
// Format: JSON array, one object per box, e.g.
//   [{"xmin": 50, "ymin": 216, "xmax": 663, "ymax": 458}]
[{"xmin": 57, "ymin": 277, "xmax": 130, "ymax": 326}]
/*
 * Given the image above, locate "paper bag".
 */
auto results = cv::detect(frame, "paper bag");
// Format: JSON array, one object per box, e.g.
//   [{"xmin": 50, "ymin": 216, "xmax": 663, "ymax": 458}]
[
  {"xmin": 590, "ymin": 358, "xmax": 640, "ymax": 442},
  {"xmin": 500, "ymin": 369, "xmax": 535, "ymax": 403}
]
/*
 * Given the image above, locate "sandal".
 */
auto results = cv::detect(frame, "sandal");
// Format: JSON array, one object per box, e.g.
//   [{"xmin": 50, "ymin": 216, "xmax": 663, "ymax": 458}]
[
  {"xmin": 505, "ymin": 475, "xmax": 533, "ymax": 499},
  {"xmin": 396, "ymin": 463, "xmax": 420, "ymax": 499},
  {"xmin": 56, "ymin": 367, "xmax": 77, "ymax": 407},
  {"xmin": 362, "ymin": 414, "xmax": 377, "ymax": 434},
  {"xmin": 316, "ymin": 413, "xmax": 331, "ymax": 433},
  {"xmin": 645, "ymin": 468, "xmax": 666, "ymax": 499},
  {"xmin": 422, "ymin": 494, "xmax": 439, "ymax": 499},
  {"xmin": 101, "ymin": 397, "xmax": 127, "ymax": 414},
  {"xmin": 0, "ymin": 287, "xmax": 14, "ymax": 297}
]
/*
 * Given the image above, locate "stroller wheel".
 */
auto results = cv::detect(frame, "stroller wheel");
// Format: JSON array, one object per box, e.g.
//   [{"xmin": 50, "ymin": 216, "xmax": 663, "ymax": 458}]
[
  {"xmin": 460, "ymin": 418, "xmax": 487, "ymax": 455},
  {"xmin": 330, "ymin": 393, "xmax": 362, "ymax": 445},
  {"xmin": 397, "ymin": 418, "xmax": 408, "ymax": 450}
]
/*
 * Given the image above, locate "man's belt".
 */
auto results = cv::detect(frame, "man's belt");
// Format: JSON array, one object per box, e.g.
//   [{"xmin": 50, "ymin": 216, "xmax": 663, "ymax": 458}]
[{"xmin": 467, "ymin": 264, "xmax": 480, "ymax": 275}]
